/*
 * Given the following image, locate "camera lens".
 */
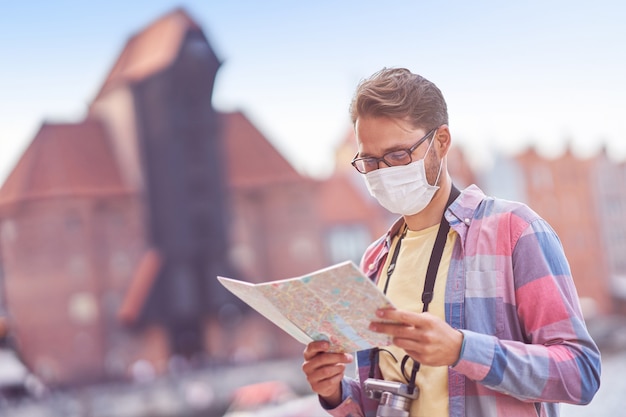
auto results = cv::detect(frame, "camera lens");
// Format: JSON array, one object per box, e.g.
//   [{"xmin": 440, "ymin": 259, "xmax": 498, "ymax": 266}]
[{"xmin": 376, "ymin": 391, "xmax": 412, "ymax": 417}]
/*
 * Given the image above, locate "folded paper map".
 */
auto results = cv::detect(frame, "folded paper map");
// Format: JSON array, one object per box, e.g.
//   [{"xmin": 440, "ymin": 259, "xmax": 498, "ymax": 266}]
[{"xmin": 217, "ymin": 261, "xmax": 395, "ymax": 353}]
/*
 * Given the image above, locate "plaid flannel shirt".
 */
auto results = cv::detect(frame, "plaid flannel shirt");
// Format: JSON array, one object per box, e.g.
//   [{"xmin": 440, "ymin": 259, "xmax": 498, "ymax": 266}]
[{"xmin": 324, "ymin": 185, "xmax": 601, "ymax": 417}]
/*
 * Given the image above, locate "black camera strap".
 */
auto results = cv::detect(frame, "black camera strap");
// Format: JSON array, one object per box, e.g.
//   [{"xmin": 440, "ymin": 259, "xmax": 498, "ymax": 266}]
[{"xmin": 373, "ymin": 184, "xmax": 460, "ymax": 393}]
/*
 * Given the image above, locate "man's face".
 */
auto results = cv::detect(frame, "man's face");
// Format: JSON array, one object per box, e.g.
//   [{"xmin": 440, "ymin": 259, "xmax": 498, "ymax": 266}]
[{"xmin": 354, "ymin": 116, "xmax": 440, "ymax": 184}]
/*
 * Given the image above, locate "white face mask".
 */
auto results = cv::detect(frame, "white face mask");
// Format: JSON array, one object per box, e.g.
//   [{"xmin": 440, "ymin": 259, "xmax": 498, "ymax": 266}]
[{"xmin": 363, "ymin": 139, "xmax": 442, "ymax": 216}]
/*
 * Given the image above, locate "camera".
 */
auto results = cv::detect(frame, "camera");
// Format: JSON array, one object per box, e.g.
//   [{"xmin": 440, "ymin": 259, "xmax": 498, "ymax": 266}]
[{"xmin": 364, "ymin": 378, "xmax": 419, "ymax": 417}]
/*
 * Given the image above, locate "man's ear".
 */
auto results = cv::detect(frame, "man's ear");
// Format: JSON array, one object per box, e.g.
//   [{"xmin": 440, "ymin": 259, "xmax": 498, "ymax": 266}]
[{"xmin": 434, "ymin": 125, "xmax": 452, "ymax": 158}]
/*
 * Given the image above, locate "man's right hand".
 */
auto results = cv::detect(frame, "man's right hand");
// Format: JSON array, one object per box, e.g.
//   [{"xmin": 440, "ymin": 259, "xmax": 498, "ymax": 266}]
[{"xmin": 302, "ymin": 340, "xmax": 353, "ymax": 408}]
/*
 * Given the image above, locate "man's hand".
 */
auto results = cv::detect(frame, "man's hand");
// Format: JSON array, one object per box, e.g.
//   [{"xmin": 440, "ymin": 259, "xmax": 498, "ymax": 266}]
[
  {"xmin": 302, "ymin": 341, "xmax": 353, "ymax": 408},
  {"xmin": 369, "ymin": 309, "xmax": 463, "ymax": 366}
]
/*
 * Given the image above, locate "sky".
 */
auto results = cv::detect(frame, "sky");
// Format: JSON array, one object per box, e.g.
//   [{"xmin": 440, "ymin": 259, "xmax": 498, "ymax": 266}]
[{"xmin": 1, "ymin": 1, "xmax": 625, "ymax": 183}]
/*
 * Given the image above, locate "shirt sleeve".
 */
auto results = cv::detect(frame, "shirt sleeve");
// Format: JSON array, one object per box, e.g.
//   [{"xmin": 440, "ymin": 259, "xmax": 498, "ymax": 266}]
[
  {"xmin": 452, "ymin": 217, "xmax": 601, "ymax": 404},
  {"xmin": 319, "ymin": 377, "xmax": 366, "ymax": 417}
]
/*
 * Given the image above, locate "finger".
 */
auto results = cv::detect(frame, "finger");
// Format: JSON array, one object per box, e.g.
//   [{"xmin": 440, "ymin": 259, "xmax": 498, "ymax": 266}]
[
  {"xmin": 308, "ymin": 362, "xmax": 346, "ymax": 383},
  {"xmin": 302, "ymin": 351, "xmax": 353, "ymax": 376},
  {"xmin": 392, "ymin": 337, "xmax": 425, "ymax": 355},
  {"xmin": 307, "ymin": 360, "xmax": 347, "ymax": 386},
  {"xmin": 368, "ymin": 320, "xmax": 414, "ymax": 337},
  {"xmin": 375, "ymin": 308, "xmax": 424, "ymax": 326},
  {"xmin": 303, "ymin": 340, "xmax": 332, "ymax": 360}
]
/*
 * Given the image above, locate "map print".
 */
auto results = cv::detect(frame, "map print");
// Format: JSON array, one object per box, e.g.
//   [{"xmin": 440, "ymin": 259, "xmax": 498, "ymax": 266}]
[{"xmin": 217, "ymin": 261, "xmax": 395, "ymax": 353}]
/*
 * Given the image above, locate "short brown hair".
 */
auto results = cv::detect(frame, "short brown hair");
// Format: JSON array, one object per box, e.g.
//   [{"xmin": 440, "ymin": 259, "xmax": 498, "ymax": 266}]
[{"xmin": 349, "ymin": 67, "xmax": 448, "ymax": 130}]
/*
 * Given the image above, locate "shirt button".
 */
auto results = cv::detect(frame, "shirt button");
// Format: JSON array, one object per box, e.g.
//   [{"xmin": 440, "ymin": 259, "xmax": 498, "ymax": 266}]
[
  {"xmin": 368, "ymin": 263, "xmax": 376, "ymax": 270},
  {"xmin": 464, "ymin": 218, "xmax": 471, "ymax": 225}
]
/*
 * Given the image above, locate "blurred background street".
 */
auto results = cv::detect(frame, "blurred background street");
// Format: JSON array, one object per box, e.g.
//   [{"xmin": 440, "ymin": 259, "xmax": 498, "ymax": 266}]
[
  {"xmin": 0, "ymin": 358, "xmax": 323, "ymax": 416},
  {"xmin": 1, "ymin": 340, "xmax": 625, "ymax": 416}
]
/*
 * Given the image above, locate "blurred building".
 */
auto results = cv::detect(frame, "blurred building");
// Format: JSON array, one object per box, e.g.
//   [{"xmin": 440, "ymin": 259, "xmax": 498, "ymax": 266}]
[
  {"xmin": 0, "ymin": 120, "xmax": 152, "ymax": 385},
  {"xmin": 221, "ymin": 112, "xmax": 326, "ymax": 282},
  {"xmin": 0, "ymin": 8, "xmax": 325, "ymax": 386}
]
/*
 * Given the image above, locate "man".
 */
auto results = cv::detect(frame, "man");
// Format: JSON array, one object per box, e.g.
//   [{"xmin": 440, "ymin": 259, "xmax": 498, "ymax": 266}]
[{"xmin": 301, "ymin": 68, "xmax": 601, "ymax": 417}]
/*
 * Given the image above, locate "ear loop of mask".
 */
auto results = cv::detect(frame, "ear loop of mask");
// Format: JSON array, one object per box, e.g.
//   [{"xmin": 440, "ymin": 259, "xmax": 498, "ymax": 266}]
[{"xmin": 425, "ymin": 131, "xmax": 444, "ymax": 187}]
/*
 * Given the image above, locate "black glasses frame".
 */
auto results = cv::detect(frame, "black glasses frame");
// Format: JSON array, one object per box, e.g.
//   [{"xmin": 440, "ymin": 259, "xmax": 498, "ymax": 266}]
[{"xmin": 350, "ymin": 127, "xmax": 438, "ymax": 174}]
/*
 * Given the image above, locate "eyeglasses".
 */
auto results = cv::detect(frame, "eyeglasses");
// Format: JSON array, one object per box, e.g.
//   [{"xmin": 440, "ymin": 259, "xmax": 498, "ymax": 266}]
[{"xmin": 351, "ymin": 127, "xmax": 437, "ymax": 174}]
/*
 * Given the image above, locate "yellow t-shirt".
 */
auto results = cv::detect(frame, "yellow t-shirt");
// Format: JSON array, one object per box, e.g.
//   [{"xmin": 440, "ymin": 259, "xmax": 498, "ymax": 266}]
[{"xmin": 376, "ymin": 223, "xmax": 457, "ymax": 417}]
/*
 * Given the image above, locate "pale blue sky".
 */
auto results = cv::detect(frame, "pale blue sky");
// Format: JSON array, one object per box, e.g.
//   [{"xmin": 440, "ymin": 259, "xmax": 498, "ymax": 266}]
[{"xmin": 1, "ymin": 1, "xmax": 625, "ymax": 182}]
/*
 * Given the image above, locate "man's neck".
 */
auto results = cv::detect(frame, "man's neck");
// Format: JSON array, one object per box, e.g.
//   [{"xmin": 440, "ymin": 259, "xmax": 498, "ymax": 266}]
[{"xmin": 403, "ymin": 175, "xmax": 452, "ymax": 231}]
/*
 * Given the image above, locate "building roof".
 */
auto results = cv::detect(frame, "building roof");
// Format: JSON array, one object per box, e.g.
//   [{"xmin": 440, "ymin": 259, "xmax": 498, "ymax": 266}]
[
  {"xmin": 0, "ymin": 120, "xmax": 128, "ymax": 208},
  {"xmin": 222, "ymin": 111, "xmax": 306, "ymax": 188},
  {"xmin": 93, "ymin": 8, "xmax": 210, "ymax": 101}
]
